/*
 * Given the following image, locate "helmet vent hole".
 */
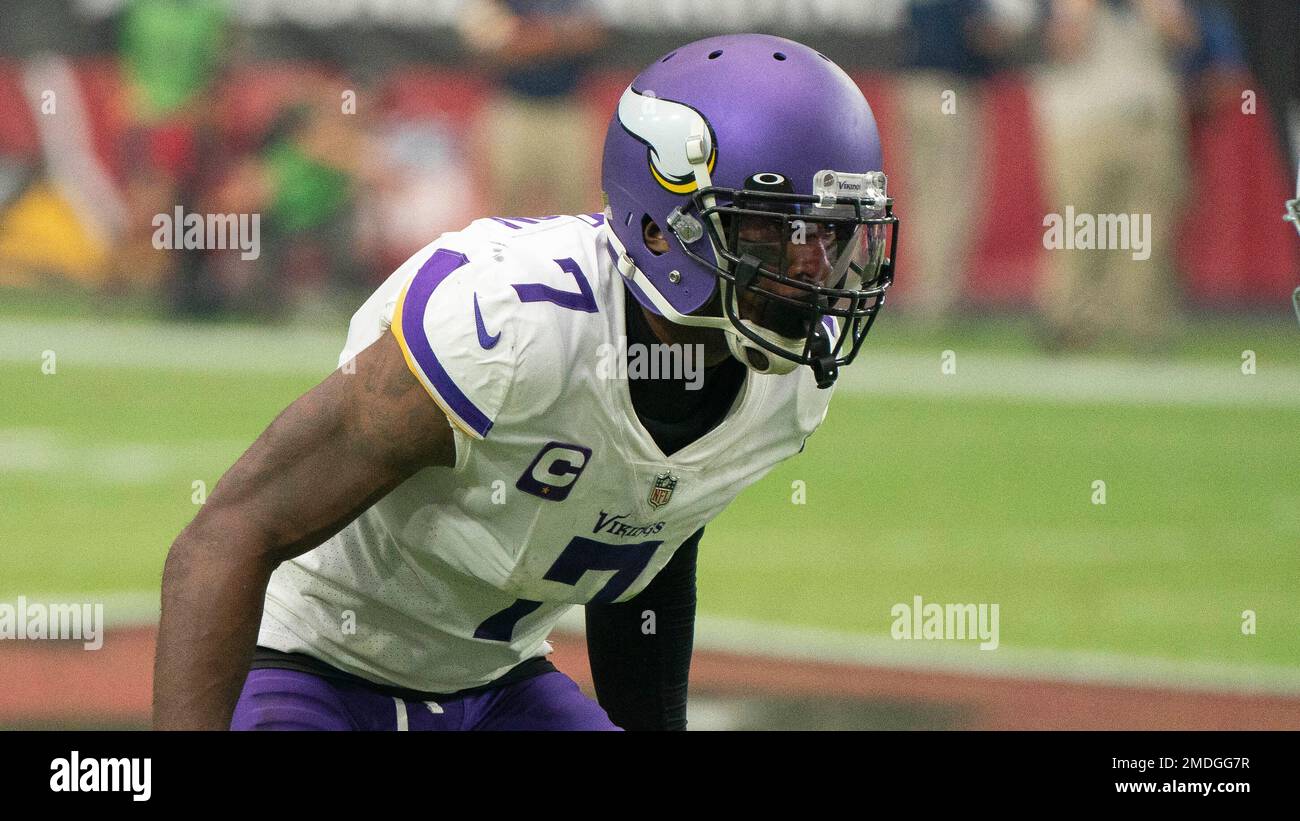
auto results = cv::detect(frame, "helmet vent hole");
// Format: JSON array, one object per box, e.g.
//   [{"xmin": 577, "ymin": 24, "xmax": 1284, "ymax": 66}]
[
  {"xmin": 707, "ymin": 50, "xmax": 723, "ymax": 60},
  {"xmin": 624, "ymin": 211, "xmax": 634, "ymax": 226},
  {"xmin": 660, "ymin": 51, "xmax": 676, "ymax": 62},
  {"xmin": 817, "ymin": 52, "xmax": 830, "ymax": 61},
  {"xmin": 773, "ymin": 52, "xmax": 786, "ymax": 61}
]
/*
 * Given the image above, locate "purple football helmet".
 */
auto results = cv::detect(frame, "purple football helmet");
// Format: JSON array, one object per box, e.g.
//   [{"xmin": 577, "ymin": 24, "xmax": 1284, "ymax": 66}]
[{"xmin": 600, "ymin": 33, "xmax": 899, "ymax": 387}]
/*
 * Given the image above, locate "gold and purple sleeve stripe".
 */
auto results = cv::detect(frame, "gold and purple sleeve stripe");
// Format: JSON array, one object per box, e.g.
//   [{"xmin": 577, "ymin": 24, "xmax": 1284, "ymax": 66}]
[{"xmin": 391, "ymin": 248, "xmax": 494, "ymax": 439}]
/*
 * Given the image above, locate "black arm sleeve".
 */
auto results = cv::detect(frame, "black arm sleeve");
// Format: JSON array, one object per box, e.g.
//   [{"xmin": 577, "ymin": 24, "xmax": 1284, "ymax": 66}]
[{"xmin": 584, "ymin": 527, "xmax": 700, "ymax": 731}]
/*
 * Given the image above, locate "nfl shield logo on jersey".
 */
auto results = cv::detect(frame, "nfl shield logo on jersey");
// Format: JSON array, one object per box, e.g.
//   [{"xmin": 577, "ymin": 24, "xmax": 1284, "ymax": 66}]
[{"xmin": 649, "ymin": 472, "xmax": 678, "ymax": 509}]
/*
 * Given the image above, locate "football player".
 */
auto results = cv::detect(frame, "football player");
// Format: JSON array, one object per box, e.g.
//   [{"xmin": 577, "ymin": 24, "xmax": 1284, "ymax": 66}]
[{"xmin": 153, "ymin": 33, "xmax": 899, "ymax": 730}]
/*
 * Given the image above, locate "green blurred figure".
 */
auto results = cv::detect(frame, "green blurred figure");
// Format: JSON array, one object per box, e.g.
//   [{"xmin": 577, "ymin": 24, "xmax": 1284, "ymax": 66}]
[
  {"xmin": 116, "ymin": 0, "xmax": 233, "ymax": 314},
  {"xmin": 120, "ymin": 0, "xmax": 230, "ymax": 122}
]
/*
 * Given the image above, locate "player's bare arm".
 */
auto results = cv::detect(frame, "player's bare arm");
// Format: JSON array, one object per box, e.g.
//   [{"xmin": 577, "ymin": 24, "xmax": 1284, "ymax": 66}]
[{"xmin": 153, "ymin": 331, "xmax": 453, "ymax": 730}]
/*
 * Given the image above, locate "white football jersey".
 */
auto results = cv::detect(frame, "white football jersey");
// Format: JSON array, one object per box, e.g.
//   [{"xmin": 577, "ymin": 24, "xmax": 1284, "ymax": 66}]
[{"xmin": 258, "ymin": 213, "xmax": 835, "ymax": 692}]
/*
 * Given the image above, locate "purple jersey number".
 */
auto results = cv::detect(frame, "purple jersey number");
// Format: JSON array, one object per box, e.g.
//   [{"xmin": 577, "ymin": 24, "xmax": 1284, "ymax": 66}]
[
  {"xmin": 511, "ymin": 258, "xmax": 598, "ymax": 313},
  {"xmin": 474, "ymin": 535, "xmax": 662, "ymax": 642}
]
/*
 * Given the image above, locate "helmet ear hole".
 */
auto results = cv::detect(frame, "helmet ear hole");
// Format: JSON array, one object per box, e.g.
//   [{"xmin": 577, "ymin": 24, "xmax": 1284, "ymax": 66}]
[
  {"xmin": 744, "ymin": 347, "xmax": 770, "ymax": 371},
  {"xmin": 641, "ymin": 215, "xmax": 668, "ymax": 256}
]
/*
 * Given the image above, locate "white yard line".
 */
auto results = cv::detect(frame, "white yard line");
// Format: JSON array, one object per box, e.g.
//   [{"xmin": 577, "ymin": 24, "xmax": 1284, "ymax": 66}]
[
  {"xmin": 553, "ymin": 608, "xmax": 1300, "ymax": 697},
  {"xmin": 21, "ymin": 589, "xmax": 1298, "ymax": 696},
  {"xmin": 6, "ymin": 590, "xmax": 160, "ymax": 628},
  {"xmin": 4, "ymin": 317, "xmax": 1300, "ymax": 406},
  {"xmin": 0, "ymin": 428, "xmax": 250, "ymax": 484},
  {"xmin": 0, "ymin": 318, "xmax": 340, "ymax": 375},
  {"xmin": 836, "ymin": 350, "xmax": 1300, "ymax": 408}
]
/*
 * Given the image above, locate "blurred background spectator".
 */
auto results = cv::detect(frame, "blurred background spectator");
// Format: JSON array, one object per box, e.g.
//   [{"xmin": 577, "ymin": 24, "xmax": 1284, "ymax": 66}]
[
  {"xmin": 0, "ymin": 53, "xmax": 126, "ymax": 290},
  {"xmin": 893, "ymin": 0, "xmax": 1031, "ymax": 326},
  {"xmin": 1221, "ymin": 0, "xmax": 1298, "ymax": 178},
  {"xmin": 1031, "ymin": 0, "xmax": 1196, "ymax": 352},
  {"xmin": 459, "ymin": 0, "xmax": 607, "ymax": 217},
  {"xmin": 116, "ymin": 0, "xmax": 233, "ymax": 315}
]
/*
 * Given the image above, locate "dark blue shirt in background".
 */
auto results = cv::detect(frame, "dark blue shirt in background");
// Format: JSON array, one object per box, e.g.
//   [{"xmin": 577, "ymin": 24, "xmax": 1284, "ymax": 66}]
[
  {"xmin": 905, "ymin": 0, "xmax": 994, "ymax": 78},
  {"xmin": 501, "ymin": 0, "xmax": 594, "ymax": 99},
  {"xmin": 1182, "ymin": 0, "xmax": 1247, "ymax": 77}
]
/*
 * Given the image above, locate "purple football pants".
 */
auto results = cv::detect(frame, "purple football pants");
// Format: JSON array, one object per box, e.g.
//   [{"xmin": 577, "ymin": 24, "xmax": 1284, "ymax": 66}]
[{"xmin": 231, "ymin": 667, "xmax": 620, "ymax": 731}]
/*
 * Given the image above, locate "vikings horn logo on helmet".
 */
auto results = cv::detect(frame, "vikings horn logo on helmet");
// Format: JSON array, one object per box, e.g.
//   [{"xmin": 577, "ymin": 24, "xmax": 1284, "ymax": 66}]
[{"xmin": 617, "ymin": 86, "xmax": 717, "ymax": 194}]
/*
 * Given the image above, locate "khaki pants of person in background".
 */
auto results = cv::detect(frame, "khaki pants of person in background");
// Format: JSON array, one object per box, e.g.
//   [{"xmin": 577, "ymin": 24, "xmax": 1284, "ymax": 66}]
[
  {"xmin": 1031, "ymin": 4, "xmax": 1188, "ymax": 351},
  {"xmin": 894, "ymin": 72, "xmax": 984, "ymax": 324},
  {"xmin": 1034, "ymin": 108, "xmax": 1186, "ymax": 350},
  {"xmin": 479, "ymin": 92, "xmax": 597, "ymax": 218}
]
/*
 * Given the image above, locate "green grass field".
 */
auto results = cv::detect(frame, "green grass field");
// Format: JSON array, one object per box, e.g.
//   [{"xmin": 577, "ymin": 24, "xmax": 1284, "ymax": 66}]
[
  {"xmin": 2, "ymin": 303, "xmax": 1298, "ymax": 672},
  {"xmin": 709, "ymin": 393, "xmax": 1300, "ymax": 668}
]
